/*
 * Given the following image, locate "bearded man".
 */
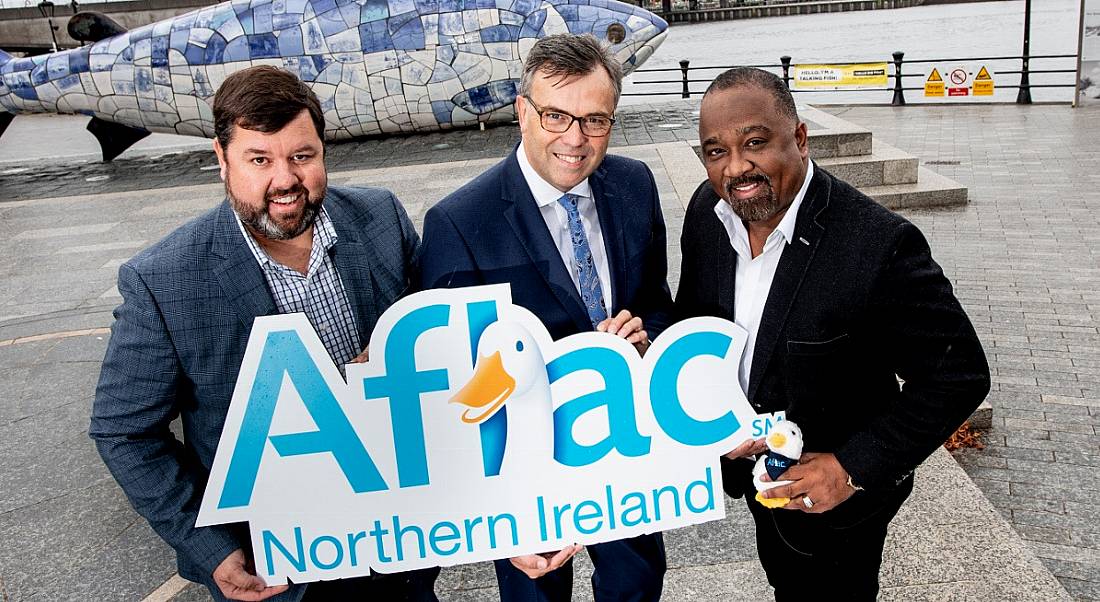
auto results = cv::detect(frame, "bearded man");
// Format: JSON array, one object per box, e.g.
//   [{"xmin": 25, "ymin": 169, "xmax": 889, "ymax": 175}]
[
  {"xmin": 90, "ymin": 66, "xmax": 436, "ymax": 601},
  {"xmin": 676, "ymin": 67, "xmax": 990, "ymax": 600}
]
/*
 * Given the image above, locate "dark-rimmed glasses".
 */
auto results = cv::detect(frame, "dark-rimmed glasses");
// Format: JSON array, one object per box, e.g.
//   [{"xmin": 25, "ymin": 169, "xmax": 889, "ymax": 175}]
[{"xmin": 524, "ymin": 97, "xmax": 615, "ymax": 137}]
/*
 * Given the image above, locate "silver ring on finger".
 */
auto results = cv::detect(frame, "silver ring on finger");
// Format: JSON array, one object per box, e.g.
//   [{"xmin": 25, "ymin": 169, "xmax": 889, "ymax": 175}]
[{"xmin": 802, "ymin": 495, "xmax": 814, "ymax": 510}]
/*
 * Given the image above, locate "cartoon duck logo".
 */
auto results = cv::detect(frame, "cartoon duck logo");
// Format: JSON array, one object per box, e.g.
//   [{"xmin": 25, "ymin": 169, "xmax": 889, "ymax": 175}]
[{"xmin": 449, "ymin": 321, "xmax": 555, "ymax": 474}]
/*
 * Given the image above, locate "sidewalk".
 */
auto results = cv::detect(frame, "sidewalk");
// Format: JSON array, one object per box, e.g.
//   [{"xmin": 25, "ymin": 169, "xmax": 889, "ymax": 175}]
[{"xmin": 0, "ymin": 102, "xmax": 1095, "ymax": 601}]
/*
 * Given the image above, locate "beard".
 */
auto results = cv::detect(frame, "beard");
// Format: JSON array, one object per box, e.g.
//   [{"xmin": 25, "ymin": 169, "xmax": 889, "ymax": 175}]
[
  {"xmin": 226, "ymin": 172, "xmax": 325, "ymax": 241},
  {"xmin": 723, "ymin": 173, "xmax": 784, "ymax": 223}
]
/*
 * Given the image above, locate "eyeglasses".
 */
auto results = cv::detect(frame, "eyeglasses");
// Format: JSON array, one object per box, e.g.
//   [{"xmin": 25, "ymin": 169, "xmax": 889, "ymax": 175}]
[{"xmin": 524, "ymin": 97, "xmax": 615, "ymax": 137}]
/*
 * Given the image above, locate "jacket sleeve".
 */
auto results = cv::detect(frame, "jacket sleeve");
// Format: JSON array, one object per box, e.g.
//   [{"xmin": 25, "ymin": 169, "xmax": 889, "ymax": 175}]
[
  {"xmin": 89, "ymin": 263, "xmax": 240, "ymax": 578},
  {"xmin": 419, "ymin": 204, "xmax": 483, "ymax": 290},
  {"xmin": 835, "ymin": 221, "xmax": 991, "ymax": 491},
  {"xmin": 392, "ymin": 190, "xmax": 422, "ymax": 296}
]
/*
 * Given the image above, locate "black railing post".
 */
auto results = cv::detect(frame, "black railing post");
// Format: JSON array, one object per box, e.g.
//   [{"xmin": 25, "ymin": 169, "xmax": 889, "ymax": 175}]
[
  {"xmin": 680, "ymin": 59, "xmax": 691, "ymax": 98},
  {"xmin": 1017, "ymin": 0, "xmax": 1033, "ymax": 104},
  {"xmin": 891, "ymin": 50, "xmax": 906, "ymax": 106},
  {"xmin": 780, "ymin": 55, "xmax": 792, "ymax": 89}
]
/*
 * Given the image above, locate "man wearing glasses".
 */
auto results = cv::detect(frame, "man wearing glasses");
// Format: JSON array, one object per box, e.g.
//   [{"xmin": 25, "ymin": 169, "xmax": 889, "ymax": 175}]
[{"xmin": 419, "ymin": 33, "xmax": 672, "ymax": 602}]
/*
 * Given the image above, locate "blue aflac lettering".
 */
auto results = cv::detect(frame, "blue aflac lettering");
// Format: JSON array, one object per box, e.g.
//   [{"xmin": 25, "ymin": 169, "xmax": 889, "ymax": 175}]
[
  {"xmin": 549, "ymin": 347, "xmax": 651, "ymax": 466},
  {"xmin": 361, "ymin": 305, "xmax": 451, "ymax": 488},
  {"xmin": 650, "ymin": 332, "xmax": 741, "ymax": 446},
  {"xmin": 219, "ymin": 330, "xmax": 387, "ymax": 509}
]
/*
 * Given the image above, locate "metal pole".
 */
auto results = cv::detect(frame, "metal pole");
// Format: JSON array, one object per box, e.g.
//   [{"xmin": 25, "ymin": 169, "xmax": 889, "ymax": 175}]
[
  {"xmin": 1017, "ymin": 0, "xmax": 1033, "ymax": 104},
  {"xmin": 680, "ymin": 59, "xmax": 691, "ymax": 98},
  {"xmin": 780, "ymin": 55, "xmax": 792, "ymax": 89},
  {"xmin": 37, "ymin": 1, "xmax": 59, "ymax": 52},
  {"xmin": 891, "ymin": 50, "xmax": 906, "ymax": 106}
]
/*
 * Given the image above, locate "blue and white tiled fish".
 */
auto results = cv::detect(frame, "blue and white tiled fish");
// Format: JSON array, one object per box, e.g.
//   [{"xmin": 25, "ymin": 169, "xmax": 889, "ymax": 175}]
[{"xmin": 0, "ymin": 0, "xmax": 667, "ymax": 160}]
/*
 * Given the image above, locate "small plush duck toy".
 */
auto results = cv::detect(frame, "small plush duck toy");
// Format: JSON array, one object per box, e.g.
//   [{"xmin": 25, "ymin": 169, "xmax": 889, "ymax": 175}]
[{"xmin": 752, "ymin": 421, "xmax": 804, "ymax": 509}]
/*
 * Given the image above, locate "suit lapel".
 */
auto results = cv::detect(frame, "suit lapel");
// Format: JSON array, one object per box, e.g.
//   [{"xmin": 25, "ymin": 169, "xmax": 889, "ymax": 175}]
[
  {"xmin": 210, "ymin": 201, "xmax": 277, "ymax": 328},
  {"xmin": 325, "ymin": 195, "xmax": 379, "ymax": 345},
  {"xmin": 747, "ymin": 169, "xmax": 829, "ymax": 401},
  {"xmin": 590, "ymin": 167, "xmax": 627, "ymax": 313},
  {"xmin": 501, "ymin": 152, "xmax": 592, "ymax": 333}
]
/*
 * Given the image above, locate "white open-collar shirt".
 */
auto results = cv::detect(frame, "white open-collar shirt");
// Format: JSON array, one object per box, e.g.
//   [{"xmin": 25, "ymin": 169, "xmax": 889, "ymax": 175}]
[
  {"xmin": 517, "ymin": 141, "xmax": 614, "ymax": 316},
  {"xmin": 715, "ymin": 160, "xmax": 814, "ymax": 395}
]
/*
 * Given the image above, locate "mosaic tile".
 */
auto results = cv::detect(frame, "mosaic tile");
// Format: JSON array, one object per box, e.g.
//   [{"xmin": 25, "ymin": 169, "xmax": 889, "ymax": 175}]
[{"xmin": 0, "ymin": 0, "xmax": 666, "ymax": 149}]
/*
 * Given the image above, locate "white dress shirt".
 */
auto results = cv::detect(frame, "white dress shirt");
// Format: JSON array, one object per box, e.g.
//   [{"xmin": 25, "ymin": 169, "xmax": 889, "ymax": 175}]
[
  {"xmin": 516, "ymin": 141, "xmax": 613, "ymax": 315},
  {"xmin": 715, "ymin": 161, "xmax": 814, "ymax": 395}
]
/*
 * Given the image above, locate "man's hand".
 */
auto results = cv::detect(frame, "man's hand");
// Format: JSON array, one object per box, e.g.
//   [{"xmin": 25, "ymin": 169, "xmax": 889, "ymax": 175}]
[
  {"xmin": 350, "ymin": 348, "xmax": 369, "ymax": 363},
  {"xmin": 759, "ymin": 452, "xmax": 857, "ymax": 513},
  {"xmin": 597, "ymin": 310, "xmax": 649, "ymax": 356},
  {"xmin": 509, "ymin": 545, "xmax": 584, "ymax": 579},
  {"xmin": 724, "ymin": 437, "xmax": 766, "ymax": 460},
  {"xmin": 213, "ymin": 549, "xmax": 289, "ymax": 601}
]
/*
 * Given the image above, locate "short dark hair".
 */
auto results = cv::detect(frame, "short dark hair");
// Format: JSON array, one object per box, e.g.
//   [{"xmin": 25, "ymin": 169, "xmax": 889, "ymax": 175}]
[
  {"xmin": 704, "ymin": 67, "xmax": 798, "ymax": 121},
  {"xmin": 519, "ymin": 33, "xmax": 624, "ymax": 104},
  {"xmin": 213, "ymin": 66, "xmax": 325, "ymax": 149}
]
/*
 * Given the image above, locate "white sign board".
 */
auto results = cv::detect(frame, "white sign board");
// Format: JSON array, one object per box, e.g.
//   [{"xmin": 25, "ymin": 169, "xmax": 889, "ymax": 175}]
[{"xmin": 197, "ymin": 284, "xmax": 766, "ymax": 584}]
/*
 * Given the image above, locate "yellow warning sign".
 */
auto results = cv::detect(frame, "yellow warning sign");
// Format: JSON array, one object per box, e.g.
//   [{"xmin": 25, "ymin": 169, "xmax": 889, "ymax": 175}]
[
  {"xmin": 791, "ymin": 63, "xmax": 889, "ymax": 90},
  {"xmin": 973, "ymin": 65, "xmax": 994, "ymax": 96},
  {"xmin": 924, "ymin": 68, "xmax": 945, "ymax": 97}
]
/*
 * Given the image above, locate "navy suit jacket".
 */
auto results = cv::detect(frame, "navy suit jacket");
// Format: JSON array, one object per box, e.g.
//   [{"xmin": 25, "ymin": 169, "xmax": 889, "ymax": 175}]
[
  {"xmin": 419, "ymin": 150, "xmax": 673, "ymax": 341},
  {"xmin": 676, "ymin": 167, "xmax": 990, "ymax": 516},
  {"xmin": 90, "ymin": 187, "xmax": 419, "ymax": 600}
]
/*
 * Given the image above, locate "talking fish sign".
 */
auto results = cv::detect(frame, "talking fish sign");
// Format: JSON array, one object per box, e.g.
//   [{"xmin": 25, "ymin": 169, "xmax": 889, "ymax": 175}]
[{"xmin": 197, "ymin": 284, "xmax": 769, "ymax": 584}]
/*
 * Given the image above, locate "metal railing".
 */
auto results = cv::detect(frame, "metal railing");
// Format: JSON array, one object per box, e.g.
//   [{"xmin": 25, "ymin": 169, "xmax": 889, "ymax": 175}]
[{"xmin": 624, "ymin": 52, "xmax": 1080, "ymax": 104}]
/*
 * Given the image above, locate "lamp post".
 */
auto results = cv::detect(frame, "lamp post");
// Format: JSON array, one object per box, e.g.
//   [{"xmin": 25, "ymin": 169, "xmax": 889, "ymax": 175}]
[
  {"xmin": 36, "ymin": 0, "xmax": 60, "ymax": 53},
  {"xmin": 1017, "ymin": 0, "xmax": 1033, "ymax": 104}
]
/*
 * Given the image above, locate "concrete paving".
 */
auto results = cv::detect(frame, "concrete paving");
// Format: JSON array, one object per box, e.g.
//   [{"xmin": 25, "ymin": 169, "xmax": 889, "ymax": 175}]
[{"xmin": 0, "ymin": 101, "xmax": 1095, "ymax": 601}]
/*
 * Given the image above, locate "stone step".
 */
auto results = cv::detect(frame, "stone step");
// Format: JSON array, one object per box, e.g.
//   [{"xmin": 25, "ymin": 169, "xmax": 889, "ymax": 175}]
[
  {"xmin": 815, "ymin": 140, "xmax": 919, "ymax": 187},
  {"xmin": 863, "ymin": 165, "xmax": 969, "ymax": 210},
  {"xmin": 802, "ymin": 104, "xmax": 873, "ymax": 160}
]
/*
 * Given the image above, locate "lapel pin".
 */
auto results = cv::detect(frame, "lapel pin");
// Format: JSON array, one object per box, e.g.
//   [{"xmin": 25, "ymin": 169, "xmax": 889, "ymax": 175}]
[{"xmin": 799, "ymin": 237, "xmax": 810, "ymax": 246}]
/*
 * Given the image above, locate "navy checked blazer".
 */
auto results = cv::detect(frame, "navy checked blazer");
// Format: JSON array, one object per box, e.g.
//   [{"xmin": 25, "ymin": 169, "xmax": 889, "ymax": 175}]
[{"xmin": 90, "ymin": 187, "xmax": 419, "ymax": 599}]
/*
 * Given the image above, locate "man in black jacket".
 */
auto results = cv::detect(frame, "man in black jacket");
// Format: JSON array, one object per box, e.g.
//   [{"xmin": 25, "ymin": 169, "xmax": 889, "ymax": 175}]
[{"xmin": 676, "ymin": 67, "xmax": 990, "ymax": 600}]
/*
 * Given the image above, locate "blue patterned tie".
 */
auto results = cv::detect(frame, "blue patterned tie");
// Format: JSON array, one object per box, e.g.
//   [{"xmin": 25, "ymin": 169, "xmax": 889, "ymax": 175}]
[{"xmin": 557, "ymin": 194, "xmax": 608, "ymax": 328}]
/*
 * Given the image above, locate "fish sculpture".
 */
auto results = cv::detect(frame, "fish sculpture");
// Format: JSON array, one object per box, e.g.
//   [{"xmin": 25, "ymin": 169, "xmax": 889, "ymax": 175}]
[{"xmin": 0, "ymin": 0, "xmax": 668, "ymax": 161}]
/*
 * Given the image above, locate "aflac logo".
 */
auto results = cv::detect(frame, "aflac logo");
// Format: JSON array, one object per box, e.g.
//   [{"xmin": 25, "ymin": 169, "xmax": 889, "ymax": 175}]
[{"xmin": 198, "ymin": 284, "xmax": 759, "ymax": 585}]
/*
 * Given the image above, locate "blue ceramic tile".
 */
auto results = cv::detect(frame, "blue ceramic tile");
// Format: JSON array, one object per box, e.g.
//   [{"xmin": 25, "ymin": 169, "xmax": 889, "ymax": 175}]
[
  {"xmin": 286, "ymin": 0, "xmax": 308, "ymax": 13},
  {"xmin": 361, "ymin": 0, "xmax": 388, "ymax": 23},
  {"xmin": 284, "ymin": 55, "xmax": 319, "ymax": 80},
  {"xmin": 273, "ymin": 0, "xmax": 286, "ymax": 12},
  {"xmin": 339, "ymin": 2, "xmax": 359, "ymax": 27},
  {"xmin": 431, "ymin": 99, "xmax": 452, "ymax": 123},
  {"xmin": 151, "ymin": 36, "xmax": 169, "ymax": 67},
  {"xmin": 248, "ymin": 33, "xmax": 280, "ymax": 58},
  {"xmin": 519, "ymin": 10, "xmax": 545, "ymax": 37},
  {"xmin": 475, "ymin": 0, "xmax": 494, "ymax": 8},
  {"xmin": 302, "ymin": 19, "xmax": 326, "ymax": 53},
  {"xmin": 193, "ymin": 68, "xmax": 215, "ymax": 96},
  {"xmin": 113, "ymin": 77, "xmax": 136, "ymax": 95},
  {"xmin": 414, "ymin": 0, "xmax": 439, "ymax": 15},
  {"xmin": 223, "ymin": 35, "xmax": 251, "ymax": 61},
  {"xmin": 239, "ymin": 9, "xmax": 255, "ymax": 33},
  {"xmin": 57, "ymin": 73, "xmax": 81, "ymax": 90},
  {"xmin": 30, "ymin": 64, "xmax": 48, "ymax": 86},
  {"xmin": 118, "ymin": 46, "xmax": 134, "ymax": 63},
  {"xmin": 69, "ymin": 47, "xmax": 91, "ymax": 73},
  {"xmin": 185, "ymin": 42, "xmax": 205, "ymax": 65},
  {"xmin": 512, "ymin": 0, "xmax": 538, "ymax": 15},
  {"xmin": 170, "ymin": 29, "xmax": 189, "ymax": 52},
  {"xmin": 273, "ymin": 12, "xmax": 301, "ymax": 29},
  {"xmin": 233, "ymin": 0, "xmax": 250, "ymax": 15},
  {"xmin": 253, "ymin": 2, "xmax": 274, "ymax": 32},
  {"xmin": 358, "ymin": 21, "xmax": 394, "ymax": 52},
  {"xmin": 312, "ymin": 54, "xmax": 330, "ymax": 74},
  {"xmin": 435, "ymin": 44, "xmax": 454, "ymax": 64},
  {"xmin": 10, "ymin": 73, "xmax": 37, "ymax": 101},
  {"xmin": 89, "ymin": 53, "xmax": 114, "ymax": 73},
  {"xmin": 391, "ymin": 18, "xmax": 425, "ymax": 50},
  {"xmin": 556, "ymin": 5, "xmax": 577, "ymax": 22},
  {"xmin": 310, "ymin": 0, "xmax": 337, "ymax": 17},
  {"xmin": 388, "ymin": 9, "xmax": 418, "ymax": 32},
  {"xmin": 135, "ymin": 67, "xmax": 153, "ymax": 93},
  {"xmin": 390, "ymin": 0, "xmax": 416, "ymax": 14},
  {"xmin": 129, "ymin": 25, "xmax": 154, "ymax": 42},
  {"xmin": 46, "ymin": 54, "xmax": 70, "ymax": 81},
  {"xmin": 209, "ymin": 8, "xmax": 235, "ymax": 31},
  {"xmin": 318, "ymin": 8, "xmax": 345, "ymax": 36},
  {"xmin": 439, "ymin": 11, "xmax": 463, "ymax": 35},
  {"xmin": 188, "ymin": 27, "xmax": 215, "ymax": 45},
  {"xmin": 171, "ymin": 12, "xmax": 198, "ymax": 32},
  {"xmin": 278, "ymin": 27, "xmax": 305, "ymax": 55},
  {"xmin": 480, "ymin": 24, "xmax": 518, "ymax": 42},
  {"xmin": 203, "ymin": 33, "xmax": 227, "ymax": 63},
  {"xmin": 438, "ymin": 0, "xmax": 463, "ymax": 11}
]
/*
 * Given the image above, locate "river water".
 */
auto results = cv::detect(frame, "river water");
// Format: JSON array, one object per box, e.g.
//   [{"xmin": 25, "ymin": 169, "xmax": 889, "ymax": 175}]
[{"xmin": 622, "ymin": 0, "xmax": 1082, "ymax": 104}]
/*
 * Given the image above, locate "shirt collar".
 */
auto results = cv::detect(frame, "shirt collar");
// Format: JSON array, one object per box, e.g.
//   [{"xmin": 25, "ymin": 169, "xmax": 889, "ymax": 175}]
[
  {"xmin": 236, "ymin": 204, "xmax": 337, "ymax": 270},
  {"xmin": 516, "ymin": 140, "xmax": 593, "ymax": 207},
  {"xmin": 714, "ymin": 159, "xmax": 814, "ymax": 248}
]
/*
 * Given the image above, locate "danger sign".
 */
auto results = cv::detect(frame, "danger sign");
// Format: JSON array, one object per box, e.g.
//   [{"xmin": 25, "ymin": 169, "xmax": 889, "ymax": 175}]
[
  {"xmin": 924, "ymin": 67, "xmax": 945, "ymax": 97},
  {"xmin": 973, "ymin": 65, "xmax": 994, "ymax": 96}
]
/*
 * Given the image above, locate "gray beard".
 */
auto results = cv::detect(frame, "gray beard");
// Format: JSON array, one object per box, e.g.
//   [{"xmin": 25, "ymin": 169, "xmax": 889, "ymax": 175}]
[
  {"xmin": 726, "ymin": 186, "xmax": 782, "ymax": 223},
  {"xmin": 225, "ymin": 178, "xmax": 324, "ymax": 241}
]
